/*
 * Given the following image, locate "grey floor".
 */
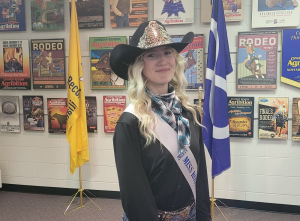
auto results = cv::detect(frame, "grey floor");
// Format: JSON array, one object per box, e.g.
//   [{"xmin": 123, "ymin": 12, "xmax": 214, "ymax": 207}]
[{"xmin": 0, "ymin": 191, "xmax": 300, "ymax": 221}]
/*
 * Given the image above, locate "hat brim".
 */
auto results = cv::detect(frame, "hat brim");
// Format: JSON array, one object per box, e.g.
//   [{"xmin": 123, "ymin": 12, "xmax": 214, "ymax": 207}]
[{"xmin": 110, "ymin": 32, "xmax": 194, "ymax": 80}]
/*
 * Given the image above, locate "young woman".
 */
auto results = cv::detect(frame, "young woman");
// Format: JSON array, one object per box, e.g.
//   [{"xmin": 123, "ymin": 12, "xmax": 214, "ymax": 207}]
[{"xmin": 110, "ymin": 20, "xmax": 211, "ymax": 221}]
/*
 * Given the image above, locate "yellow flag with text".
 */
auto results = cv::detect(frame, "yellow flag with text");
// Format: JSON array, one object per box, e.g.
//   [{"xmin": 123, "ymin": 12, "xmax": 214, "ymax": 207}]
[{"xmin": 66, "ymin": 0, "xmax": 89, "ymax": 175}]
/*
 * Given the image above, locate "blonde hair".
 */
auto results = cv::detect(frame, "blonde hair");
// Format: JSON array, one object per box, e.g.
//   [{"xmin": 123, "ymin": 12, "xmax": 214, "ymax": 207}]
[{"xmin": 127, "ymin": 48, "xmax": 201, "ymax": 146}]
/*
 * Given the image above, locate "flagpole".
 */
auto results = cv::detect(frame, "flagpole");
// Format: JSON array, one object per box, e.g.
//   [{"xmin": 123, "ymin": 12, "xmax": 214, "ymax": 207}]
[
  {"xmin": 211, "ymin": 178, "xmax": 215, "ymax": 218},
  {"xmin": 79, "ymin": 166, "xmax": 83, "ymax": 207}
]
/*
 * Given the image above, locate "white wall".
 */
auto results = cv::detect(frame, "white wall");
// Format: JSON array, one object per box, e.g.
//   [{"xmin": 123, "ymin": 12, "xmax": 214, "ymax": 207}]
[{"xmin": 0, "ymin": 0, "xmax": 300, "ymax": 206}]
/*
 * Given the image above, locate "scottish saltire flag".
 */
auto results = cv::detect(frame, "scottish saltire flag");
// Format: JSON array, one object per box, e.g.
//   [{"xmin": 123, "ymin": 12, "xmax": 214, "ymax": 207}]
[{"xmin": 202, "ymin": 0, "xmax": 232, "ymax": 178}]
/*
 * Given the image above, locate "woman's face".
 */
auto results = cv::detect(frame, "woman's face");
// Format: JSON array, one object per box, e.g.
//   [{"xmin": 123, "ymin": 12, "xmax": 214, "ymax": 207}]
[{"xmin": 142, "ymin": 46, "xmax": 176, "ymax": 92}]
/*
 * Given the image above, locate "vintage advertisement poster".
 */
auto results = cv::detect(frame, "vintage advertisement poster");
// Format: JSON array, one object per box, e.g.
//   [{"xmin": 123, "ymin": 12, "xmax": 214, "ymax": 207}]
[
  {"xmin": 171, "ymin": 34, "xmax": 204, "ymax": 90},
  {"xmin": 47, "ymin": 98, "xmax": 67, "ymax": 133},
  {"xmin": 252, "ymin": 0, "xmax": 299, "ymax": 28},
  {"xmin": 258, "ymin": 97, "xmax": 288, "ymax": 139},
  {"xmin": 227, "ymin": 97, "xmax": 254, "ymax": 138},
  {"xmin": 23, "ymin": 96, "xmax": 44, "ymax": 131},
  {"xmin": 201, "ymin": 0, "xmax": 244, "ymax": 23},
  {"xmin": 281, "ymin": 29, "xmax": 300, "ymax": 89},
  {"xmin": 90, "ymin": 37, "xmax": 127, "ymax": 89},
  {"xmin": 153, "ymin": 0, "xmax": 194, "ymax": 25},
  {"xmin": 237, "ymin": 31, "xmax": 278, "ymax": 90},
  {"xmin": 31, "ymin": 0, "xmax": 64, "ymax": 31},
  {"xmin": 86, "ymin": 96, "xmax": 97, "ymax": 133},
  {"xmin": 31, "ymin": 39, "xmax": 66, "ymax": 89},
  {"xmin": 103, "ymin": 95, "xmax": 126, "ymax": 133},
  {"xmin": 194, "ymin": 98, "xmax": 204, "ymax": 120},
  {"xmin": 0, "ymin": 96, "xmax": 20, "ymax": 132},
  {"xmin": 292, "ymin": 98, "xmax": 300, "ymax": 141},
  {"xmin": 110, "ymin": 0, "xmax": 148, "ymax": 27},
  {"xmin": 0, "ymin": 0, "xmax": 26, "ymax": 31},
  {"xmin": 69, "ymin": 0, "xmax": 104, "ymax": 29},
  {"xmin": 0, "ymin": 40, "xmax": 30, "ymax": 90}
]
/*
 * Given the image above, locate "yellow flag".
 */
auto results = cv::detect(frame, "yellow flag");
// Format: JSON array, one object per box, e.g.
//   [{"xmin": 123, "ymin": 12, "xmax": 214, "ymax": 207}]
[{"xmin": 66, "ymin": 0, "xmax": 89, "ymax": 175}]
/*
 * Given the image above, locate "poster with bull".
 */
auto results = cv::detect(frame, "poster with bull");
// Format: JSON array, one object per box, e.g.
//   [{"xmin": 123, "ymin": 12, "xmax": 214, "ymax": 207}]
[
  {"xmin": 90, "ymin": 36, "xmax": 127, "ymax": 90},
  {"xmin": 47, "ymin": 98, "xmax": 67, "ymax": 133},
  {"xmin": 0, "ymin": 95, "xmax": 20, "ymax": 132},
  {"xmin": 110, "ymin": 0, "xmax": 148, "ymax": 27},
  {"xmin": 171, "ymin": 34, "xmax": 204, "ymax": 90},
  {"xmin": 69, "ymin": 0, "xmax": 104, "ymax": 29},
  {"xmin": 31, "ymin": 39, "xmax": 66, "ymax": 89},
  {"xmin": 252, "ymin": 0, "xmax": 299, "ymax": 28},
  {"xmin": 292, "ymin": 98, "xmax": 300, "ymax": 141},
  {"xmin": 30, "ymin": 0, "xmax": 64, "ymax": 31},
  {"xmin": 153, "ymin": 0, "xmax": 194, "ymax": 25},
  {"xmin": 85, "ymin": 96, "xmax": 97, "ymax": 133},
  {"xmin": 23, "ymin": 95, "xmax": 44, "ymax": 131},
  {"xmin": 258, "ymin": 97, "xmax": 288, "ymax": 139},
  {"xmin": 0, "ymin": 0, "xmax": 26, "ymax": 31},
  {"xmin": 0, "ymin": 40, "xmax": 30, "ymax": 90},
  {"xmin": 237, "ymin": 31, "xmax": 278, "ymax": 90}
]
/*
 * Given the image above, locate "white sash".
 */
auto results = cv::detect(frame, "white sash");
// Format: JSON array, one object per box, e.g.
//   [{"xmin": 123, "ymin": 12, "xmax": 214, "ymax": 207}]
[{"xmin": 124, "ymin": 104, "xmax": 197, "ymax": 201}]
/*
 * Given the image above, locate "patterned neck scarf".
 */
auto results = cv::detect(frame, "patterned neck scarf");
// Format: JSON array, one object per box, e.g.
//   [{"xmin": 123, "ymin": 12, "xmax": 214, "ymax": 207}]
[{"xmin": 145, "ymin": 85, "xmax": 191, "ymax": 154}]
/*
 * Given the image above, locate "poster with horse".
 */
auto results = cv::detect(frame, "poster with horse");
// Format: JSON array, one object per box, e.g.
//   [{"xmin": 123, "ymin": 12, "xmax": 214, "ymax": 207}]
[
  {"xmin": 23, "ymin": 95, "xmax": 44, "ymax": 131},
  {"xmin": 31, "ymin": 0, "xmax": 64, "ymax": 31},
  {"xmin": 292, "ymin": 98, "xmax": 300, "ymax": 141},
  {"xmin": 0, "ymin": 39, "xmax": 31, "ymax": 89},
  {"xmin": 258, "ymin": 97, "xmax": 288, "ymax": 139},
  {"xmin": 171, "ymin": 34, "xmax": 204, "ymax": 90},
  {"xmin": 0, "ymin": 96, "xmax": 20, "ymax": 132},
  {"xmin": 0, "ymin": 0, "xmax": 26, "ymax": 31},
  {"xmin": 47, "ymin": 98, "xmax": 67, "ymax": 133},
  {"xmin": 237, "ymin": 31, "xmax": 278, "ymax": 90},
  {"xmin": 31, "ymin": 39, "xmax": 66, "ymax": 89},
  {"xmin": 90, "ymin": 36, "xmax": 127, "ymax": 90}
]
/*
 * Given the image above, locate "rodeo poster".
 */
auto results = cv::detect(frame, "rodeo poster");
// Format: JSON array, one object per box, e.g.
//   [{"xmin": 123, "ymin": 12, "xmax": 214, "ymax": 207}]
[
  {"xmin": 47, "ymin": 98, "xmax": 67, "ymax": 133},
  {"xmin": 23, "ymin": 95, "xmax": 44, "ymax": 131},
  {"xmin": 0, "ymin": 96, "xmax": 20, "ymax": 132},
  {"xmin": 0, "ymin": 40, "xmax": 30, "ymax": 90},
  {"xmin": 90, "ymin": 36, "xmax": 127, "ymax": 90},
  {"xmin": 292, "ymin": 98, "xmax": 300, "ymax": 141},
  {"xmin": 69, "ymin": 0, "xmax": 104, "ymax": 29},
  {"xmin": 30, "ymin": 0, "xmax": 64, "ymax": 31},
  {"xmin": 110, "ymin": 0, "xmax": 148, "ymax": 27},
  {"xmin": 201, "ymin": 0, "xmax": 244, "ymax": 23},
  {"xmin": 0, "ymin": 0, "xmax": 26, "ymax": 31},
  {"xmin": 31, "ymin": 39, "xmax": 66, "ymax": 89},
  {"xmin": 258, "ymin": 97, "xmax": 288, "ymax": 139},
  {"xmin": 227, "ymin": 97, "xmax": 254, "ymax": 138},
  {"xmin": 171, "ymin": 34, "xmax": 204, "ymax": 90},
  {"xmin": 237, "ymin": 31, "xmax": 278, "ymax": 90},
  {"xmin": 153, "ymin": 0, "xmax": 194, "ymax": 25},
  {"xmin": 281, "ymin": 29, "xmax": 300, "ymax": 89},
  {"xmin": 103, "ymin": 95, "xmax": 126, "ymax": 133},
  {"xmin": 85, "ymin": 96, "xmax": 97, "ymax": 133},
  {"xmin": 252, "ymin": 0, "xmax": 299, "ymax": 28}
]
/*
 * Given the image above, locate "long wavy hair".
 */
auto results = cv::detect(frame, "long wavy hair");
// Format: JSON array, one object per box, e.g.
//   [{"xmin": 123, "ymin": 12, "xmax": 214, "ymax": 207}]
[{"xmin": 127, "ymin": 48, "xmax": 201, "ymax": 146}]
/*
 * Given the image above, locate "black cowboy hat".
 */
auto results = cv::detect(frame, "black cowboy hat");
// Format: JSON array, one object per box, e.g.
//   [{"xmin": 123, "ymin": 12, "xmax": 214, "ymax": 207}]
[{"xmin": 110, "ymin": 20, "xmax": 194, "ymax": 80}]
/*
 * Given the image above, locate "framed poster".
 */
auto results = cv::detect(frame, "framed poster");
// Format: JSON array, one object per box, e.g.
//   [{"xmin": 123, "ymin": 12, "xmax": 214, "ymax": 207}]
[
  {"xmin": 281, "ymin": 29, "xmax": 300, "ymax": 89},
  {"xmin": 47, "ymin": 98, "xmax": 67, "ymax": 133},
  {"xmin": 237, "ymin": 31, "xmax": 278, "ymax": 90},
  {"xmin": 252, "ymin": 0, "xmax": 299, "ymax": 28},
  {"xmin": 0, "ymin": 40, "xmax": 30, "ymax": 89},
  {"xmin": 0, "ymin": 0, "xmax": 26, "ymax": 31},
  {"xmin": 85, "ymin": 96, "xmax": 97, "ymax": 133},
  {"xmin": 154, "ymin": 0, "xmax": 194, "ymax": 25},
  {"xmin": 31, "ymin": 39, "xmax": 66, "ymax": 89},
  {"xmin": 90, "ymin": 36, "xmax": 127, "ymax": 90},
  {"xmin": 171, "ymin": 34, "xmax": 204, "ymax": 90},
  {"xmin": 110, "ymin": 0, "xmax": 148, "ymax": 27},
  {"xmin": 23, "ymin": 96, "xmax": 44, "ymax": 131},
  {"xmin": 69, "ymin": 0, "xmax": 104, "ymax": 29},
  {"xmin": 258, "ymin": 97, "xmax": 288, "ymax": 139},
  {"xmin": 201, "ymin": 0, "xmax": 244, "ymax": 23},
  {"xmin": 227, "ymin": 97, "xmax": 254, "ymax": 138},
  {"xmin": 31, "ymin": 0, "xmax": 64, "ymax": 31},
  {"xmin": 0, "ymin": 96, "xmax": 20, "ymax": 132},
  {"xmin": 292, "ymin": 98, "xmax": 300, "ymax": 141}
]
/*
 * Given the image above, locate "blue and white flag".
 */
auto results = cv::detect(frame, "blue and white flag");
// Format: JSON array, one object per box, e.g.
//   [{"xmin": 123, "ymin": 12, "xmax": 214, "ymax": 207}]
[{"xmin": 202, "ymin": 0, "xmax": 232, "ymax": 178}]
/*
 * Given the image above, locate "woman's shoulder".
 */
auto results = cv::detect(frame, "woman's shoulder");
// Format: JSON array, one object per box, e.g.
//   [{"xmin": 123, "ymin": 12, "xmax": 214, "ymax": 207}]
[{"xmin": 117, "ymin": 111, "xmax": 139, "ymax": 128}]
